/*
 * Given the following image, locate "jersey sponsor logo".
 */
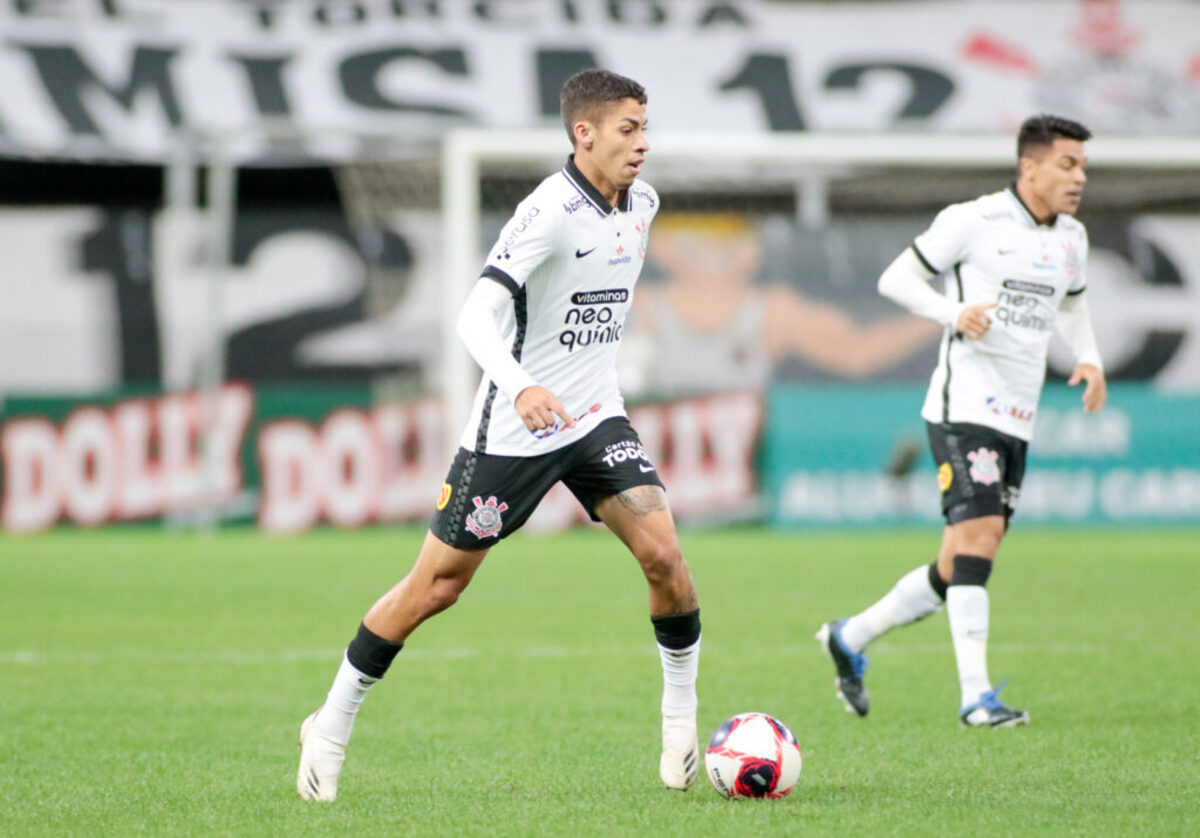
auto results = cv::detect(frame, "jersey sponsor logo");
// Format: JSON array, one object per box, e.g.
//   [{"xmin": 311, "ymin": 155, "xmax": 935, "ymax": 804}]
[
  {"xmin": 561, "ymin": 301, "xmax": 623, "ymax": 352},
  {"xmin": 571, "ymin": 289, "xmax": 628, "ymax": 305},
  {"xmin": 465, "ymin": 495, "xmax": 508, "ymax": 538},
  {"xmin": 986, "ymin": 396, "xmax": 1035, "ymax": 422},
  {"xmin": 575, "ymin": 246, "xmax": 597, "ymax": 258},
  {"xmin": 995, "ymin": 289, "xmax": 1052, "ymax": 331},
  {"xmin": 530, "ymin": 403, "xmax": 602, "ymax": 439},
  {"xmin": 563, "ymin": 195, "xmax": 589, "ymax": 215},
  {"xmin": 966, "ymin": 447, "xmax": 1001, "ymax": 485},
  {"xmin": 436, "ymin": 482, "xmax": 452, "ymax": 510},
  {"xmin": 631, "ymin": 186, "xmax": 656, "ymax": 209},
  {"xmin": 937, "ymin": 462, "xmax": 953, "ymax": 492},
  {"xmin": 601, "ymin": 439, "xmax": 653, "ymax": 469},
  {"xmin": 608, "ymin": 243, "xmax": 632, "ymax": 266},
  {"xmin": 496, "ymin": 206, "xmax": 541, "ymax": 260},
  {"xmin": 1001, "ymin": 279, "xmax": 1054, "ymax": 296}
]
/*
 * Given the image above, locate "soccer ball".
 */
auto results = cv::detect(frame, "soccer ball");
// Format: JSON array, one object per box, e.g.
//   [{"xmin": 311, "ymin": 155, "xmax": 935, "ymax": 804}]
[{"xmin": 704, "ymin": 712, "xmax": 802, "ymax": 799}]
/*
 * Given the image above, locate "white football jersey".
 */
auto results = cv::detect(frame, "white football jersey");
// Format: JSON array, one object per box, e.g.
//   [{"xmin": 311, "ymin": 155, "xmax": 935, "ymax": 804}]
[
  {"xmin": 458, "ymin": 155, "xmax": 659, "ymax": 456},
  {"xmin": 913, "ymin": 187, "xmax": 1088, "ymax": 441}
]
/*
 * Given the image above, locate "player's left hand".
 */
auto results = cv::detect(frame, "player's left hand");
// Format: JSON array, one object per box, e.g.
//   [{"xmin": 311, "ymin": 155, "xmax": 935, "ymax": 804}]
[{"xmin": 1068, "ymin": 363, "xmax": 1106, "ymax": 413}]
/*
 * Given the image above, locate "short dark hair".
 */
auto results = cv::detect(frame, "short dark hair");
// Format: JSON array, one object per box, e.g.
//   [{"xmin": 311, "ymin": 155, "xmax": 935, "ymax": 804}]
[
  {"xmin": 560, "ymin": 69, "xmax": 647, "ymax": 144},
  {"xmin": 1017, "ymin": 114, "xmax": 1092, "ymax": 160}
]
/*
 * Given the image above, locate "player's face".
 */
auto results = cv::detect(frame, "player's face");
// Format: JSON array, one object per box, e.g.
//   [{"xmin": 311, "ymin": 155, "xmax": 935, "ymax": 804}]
[
  {"xmin": 1022, "ymin": 138, "xmax": 1088, "ymax": 219},
  {"xmin": 574, "ymin": 98, "xmax": 649, "ymax": 202}
]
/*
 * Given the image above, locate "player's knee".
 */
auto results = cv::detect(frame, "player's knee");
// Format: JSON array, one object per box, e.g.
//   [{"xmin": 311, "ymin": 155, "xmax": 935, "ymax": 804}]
[
  {"xmin": 424, "ymin": 574, "xmax": 471, "ymax": 615},
  {"xmin": 952, "ymin": 516, "xmax": 1005, "ymax": 558},
  {"xmin": 635, "ymin": 539, "xmax": 684, "ymax": 586}
]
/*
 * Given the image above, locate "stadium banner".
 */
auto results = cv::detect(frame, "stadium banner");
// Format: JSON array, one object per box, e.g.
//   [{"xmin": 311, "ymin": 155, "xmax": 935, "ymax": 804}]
[
  {"xmin": 762, "ymin": 382, "xmax": 1200, "ymax": 526},
  {"xmin": 0, "ymin": 385, "xmax": 761, "ymax": 533},
  {"xmin": 0, "ymin": 0, "xmax": 1197, "ymax": 161},
  {"xmin": 6, "ymin": 207, "xmax": 1200, "ymax": 398}
]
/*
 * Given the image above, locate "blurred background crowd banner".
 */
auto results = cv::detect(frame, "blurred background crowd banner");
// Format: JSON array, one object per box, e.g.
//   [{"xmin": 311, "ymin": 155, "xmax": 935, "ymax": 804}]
[
  {"xmin": 1, "ymin": 0, "xmax": 1199, "ymax": 159},
  {"xmin": 1, "ymin": 0, "xmax": 1198, "ymax": 532}
]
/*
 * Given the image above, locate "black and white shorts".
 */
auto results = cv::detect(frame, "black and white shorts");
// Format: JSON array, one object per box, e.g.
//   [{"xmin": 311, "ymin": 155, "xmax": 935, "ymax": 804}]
[
  {"xmin": 430, "ymin": 416, "xmax": 665, "ymax": 549},
  {"xmin": 926, "ymin": 421, "xmax": 1027, "ymax": 526}
]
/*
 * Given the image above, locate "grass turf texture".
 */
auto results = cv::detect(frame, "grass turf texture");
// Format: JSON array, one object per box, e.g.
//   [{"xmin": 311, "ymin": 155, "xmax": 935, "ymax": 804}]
[{"xmin": 2, "ymin": 527, "xmax": 1197, "ymax": 837}]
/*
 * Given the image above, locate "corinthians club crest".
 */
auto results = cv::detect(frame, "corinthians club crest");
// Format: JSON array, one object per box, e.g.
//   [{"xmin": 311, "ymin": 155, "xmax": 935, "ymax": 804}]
[
  {"xmin": 465, "ymin": 495, "xmax": 508, "ymax": 538},
  {"xmin": 967, "ymin": 448, "xmax": 1001, "ymax": 486}
]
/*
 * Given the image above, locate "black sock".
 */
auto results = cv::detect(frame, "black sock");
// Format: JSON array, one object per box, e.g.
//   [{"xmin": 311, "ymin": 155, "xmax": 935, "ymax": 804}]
[
  {"xmin": 927, "ymin": 561, "xmax": 949, "ymax": 601},
  {"xmin": 345, "ymin": 622, "xmax": 404, "ymax": 679},
  {"xmin": 651, "ymin": 609, "xmax": 701, "ymax": 649},
  {"xmin": 949, "ymin": 554, "xmax": 993, "ymax": 587}
]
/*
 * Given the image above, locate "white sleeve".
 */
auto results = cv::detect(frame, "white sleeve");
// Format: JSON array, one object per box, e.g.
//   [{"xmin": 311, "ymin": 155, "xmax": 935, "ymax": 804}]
[
  {"xmin": 877, "ymin": 248, "xmax": 965, "ymax": 327},
  {"xmin": 482, "ymin": 194, "xmax": 558, "ymax": 289},
  {"xmin": 456, "ymin": 278, "xmax": 539, "ymax": 401},
  {"xmin": 1056, "ymin": 290, "xmax": 1103, "ymax": 370}
]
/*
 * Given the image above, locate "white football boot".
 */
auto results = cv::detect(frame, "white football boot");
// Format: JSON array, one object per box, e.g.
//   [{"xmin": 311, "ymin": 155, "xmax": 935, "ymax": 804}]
[
  {"xmin": 297, "ymin": 710, "xmax": 345, "ymax": 801},
  {"xmin": 659, "ymin": 716, "xmax": 699, "ymax": 790}
]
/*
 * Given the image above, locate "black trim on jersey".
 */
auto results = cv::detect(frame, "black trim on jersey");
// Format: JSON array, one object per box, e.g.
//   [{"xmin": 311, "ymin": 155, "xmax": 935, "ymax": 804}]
[
  {"xmin": 475, "ymin": 386, "xmax": 500, "ymax": 453},
  {"xmin": 472, "ymin": 285, "xmax": 529, "ymax": 453},
  {"xmin": 511, "ymin": 285, "xmax": 529, "ymax": 363},
  {"xmin": 482, "ymin": 265, "xmax": 520, "ymax": 296},
  {"xmin": 563, "ymin": 154, "xmax": 631, "ymax": 217},
  {"xmin": 911, "ymin": 243, "xmax": 940, "ymax": 275},
  {"xmin": 1007, "ymin": 183, "xmax": 1055, "ymax": 227},
  {"xmin": 941, "ymin": 332, "xmax": 956, "ymax": 424},
  {"xmin": 1065, "ymin": 285, "xmax": 1087, "ymax": 296},
  {"xmin": 941, "ymin": 264, "xmax": 967, "ymax": 423}
]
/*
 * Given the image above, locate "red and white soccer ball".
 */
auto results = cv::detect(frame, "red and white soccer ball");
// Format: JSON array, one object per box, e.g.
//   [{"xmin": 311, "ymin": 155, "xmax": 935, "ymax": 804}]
[{"xmin": 704, "ymin": 712, "xmax": 802, "ymax": 799}]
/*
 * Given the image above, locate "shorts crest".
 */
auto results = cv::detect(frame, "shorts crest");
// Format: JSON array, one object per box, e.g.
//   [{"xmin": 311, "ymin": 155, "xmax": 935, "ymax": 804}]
[
  {"xmin": 967, "ymin": 447, "xmax": 1001, "ymax": 485},
  {"xmin": 465, "ymin": 495, "xmax": 508, "ymax": 538}
]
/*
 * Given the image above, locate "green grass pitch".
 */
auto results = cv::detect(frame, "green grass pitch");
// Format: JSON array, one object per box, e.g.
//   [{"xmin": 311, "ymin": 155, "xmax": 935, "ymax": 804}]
[{"xmin": 2, "ymin": 526, "xmax": 1197, "ymax": 836}]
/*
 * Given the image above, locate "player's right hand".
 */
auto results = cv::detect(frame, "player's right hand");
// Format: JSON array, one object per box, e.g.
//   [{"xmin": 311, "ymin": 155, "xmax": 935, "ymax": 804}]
[
  {"xmin": 514, "ymin": 386, "xmax": 576, "ymax": 432},
  {"xmin": 956, "ymin": 301, "xmax": 999, "ymax": 340}
]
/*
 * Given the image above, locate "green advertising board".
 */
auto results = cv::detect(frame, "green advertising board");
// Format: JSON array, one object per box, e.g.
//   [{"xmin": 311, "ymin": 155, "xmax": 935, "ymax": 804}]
[{"xmin": 762, "ymin": 383, "xmax": 1200, "ymax": 526}]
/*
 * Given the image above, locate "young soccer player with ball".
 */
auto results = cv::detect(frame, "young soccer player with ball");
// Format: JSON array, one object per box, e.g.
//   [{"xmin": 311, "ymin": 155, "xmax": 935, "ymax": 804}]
[{"xmin": 297, "ymin": 69, "xmax": 701, "ymax": 800}]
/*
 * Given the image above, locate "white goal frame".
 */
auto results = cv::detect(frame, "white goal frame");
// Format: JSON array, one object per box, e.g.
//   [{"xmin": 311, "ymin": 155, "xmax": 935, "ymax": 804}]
[{"xmin": 440, "ymin": 128, "xmax": 1200, "ymax": 432}]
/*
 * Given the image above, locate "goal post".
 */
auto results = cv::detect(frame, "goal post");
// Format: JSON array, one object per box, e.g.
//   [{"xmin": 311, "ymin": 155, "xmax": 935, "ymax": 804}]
[{"xmin": 440, "ymin": 128, "xmax": 1200, "ymax": 433}]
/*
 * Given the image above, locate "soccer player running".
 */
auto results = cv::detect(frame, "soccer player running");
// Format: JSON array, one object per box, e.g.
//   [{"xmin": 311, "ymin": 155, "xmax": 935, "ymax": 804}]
[
  {"xmin": 297, "ymin": 69, "xmax": 702, "ymax": 800},
  {"xmin": 817, "ymin": 115, "xmax": 1106, "ymax": 728}
]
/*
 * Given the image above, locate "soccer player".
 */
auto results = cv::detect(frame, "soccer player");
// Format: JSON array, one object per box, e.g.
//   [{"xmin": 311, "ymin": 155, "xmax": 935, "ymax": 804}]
[
  {"xmin": 297, "ymin": 69, "xmax": 701, "ymax": 800},
  {"xmin": 816, "ymin": 114, "xmax": 1106, "ymax": 728}
]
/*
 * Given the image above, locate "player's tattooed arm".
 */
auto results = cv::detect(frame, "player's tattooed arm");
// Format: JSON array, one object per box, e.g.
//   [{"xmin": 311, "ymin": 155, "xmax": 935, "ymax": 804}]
[{"xmin": 614, "ymin": 485, "xmax": 667, "ymax": 517}]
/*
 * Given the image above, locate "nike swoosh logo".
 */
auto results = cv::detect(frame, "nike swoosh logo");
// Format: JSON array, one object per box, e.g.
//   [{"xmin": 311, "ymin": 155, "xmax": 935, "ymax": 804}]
[
  {"xmin": 575, "ymin": 247, "xmax": 597, "ymax": 258},
  {"xmin": 638, "ymin": 464, "xmax": 656, "ymax": 473}
]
